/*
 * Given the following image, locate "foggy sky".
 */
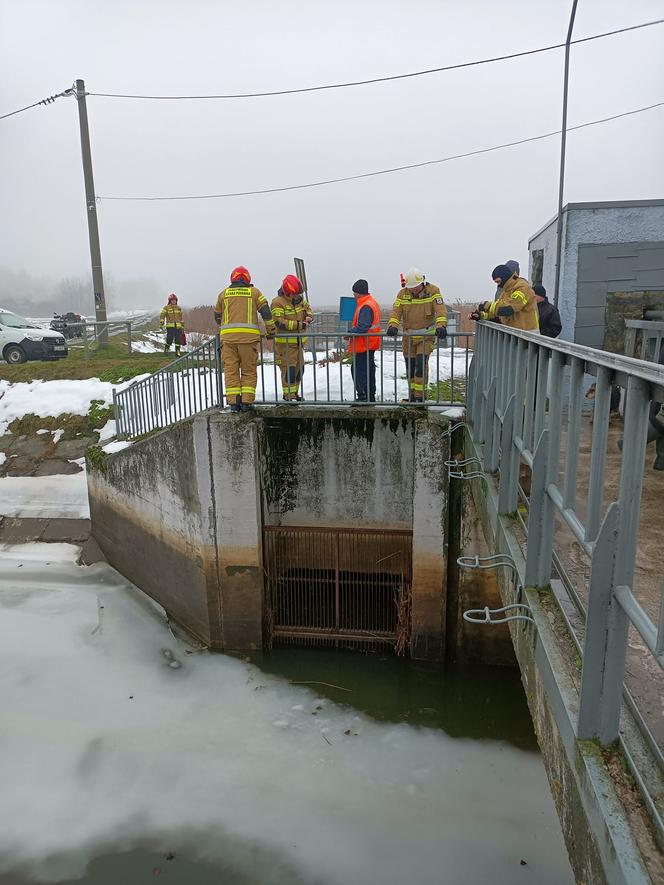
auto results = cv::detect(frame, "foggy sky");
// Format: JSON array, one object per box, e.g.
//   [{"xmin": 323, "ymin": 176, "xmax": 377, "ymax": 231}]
[{"xmin": 1, "ymin": 0, "xmax": 663, "ymax": 309}]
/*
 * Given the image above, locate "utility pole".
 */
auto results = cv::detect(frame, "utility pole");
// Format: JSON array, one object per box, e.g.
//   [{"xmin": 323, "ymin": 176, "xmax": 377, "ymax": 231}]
[
  {"xmin": 553, "ymin": 0, "xmax": 579, "ymax": 310},
  {"xmin": 75, "ymin": 79, "xmax": 108, "ymax": 346}
]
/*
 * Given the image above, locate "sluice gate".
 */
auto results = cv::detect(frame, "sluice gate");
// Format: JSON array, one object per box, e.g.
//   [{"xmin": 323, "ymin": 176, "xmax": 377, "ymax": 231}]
[{"xmin": 263, "ymin": 526, "xmax": 412, "ymax": 651}]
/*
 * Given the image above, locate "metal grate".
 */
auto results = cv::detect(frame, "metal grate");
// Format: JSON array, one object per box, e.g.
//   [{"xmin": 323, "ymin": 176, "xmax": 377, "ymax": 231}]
[{"xmin": 263, "ymin": 526, "xmax": 412, "ymax": 651}]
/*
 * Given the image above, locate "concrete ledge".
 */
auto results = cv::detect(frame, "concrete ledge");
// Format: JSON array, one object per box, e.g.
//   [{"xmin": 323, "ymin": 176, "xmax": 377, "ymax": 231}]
[{"xmin": 0, "ymin": 517, "xmax": 91, "ymax": 544}]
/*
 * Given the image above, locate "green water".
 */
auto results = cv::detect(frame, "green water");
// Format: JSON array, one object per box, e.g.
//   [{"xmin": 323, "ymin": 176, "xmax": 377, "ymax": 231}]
[
  {"xmin": 0, "ymin": 652, "xmax": 571, "ymax": 885},
  {"xmin": 258, "ymin": 649, "xmax": 538, "ymax": 750}
]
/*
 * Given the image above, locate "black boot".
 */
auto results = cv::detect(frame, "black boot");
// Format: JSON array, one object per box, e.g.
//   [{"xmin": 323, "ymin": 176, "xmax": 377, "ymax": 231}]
[
  {"xmin": 654, "ymin": 455, "xmax": 664, "ymax": 471},
  {"xmin": 240, "ymin": 402, "xmax": 254, "ymax": 412},
  {"xmin": 229, "ymin": 403, "xmax": 241, "ymax": 413}
]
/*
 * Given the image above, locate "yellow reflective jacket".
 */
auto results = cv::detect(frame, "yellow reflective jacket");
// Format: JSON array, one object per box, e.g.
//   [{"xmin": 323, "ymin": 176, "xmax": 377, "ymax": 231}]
[
  {"xmin": 388, "ymin": 283, "xmax": 447, "ymax": 339},
  {"xmin": 271, "ymin": 294, "xmax": 313, "ymax": 346},
  {"xmin": 160, "ymin": 304, "xmax": 184, "ymax": 328},
  {"xmin": 214, "ymin": 284, "xmax": 275, "ymax": 343},
  {"xmin": 481, "ymin": 275, "xmax": 539, "ymax": 332}
]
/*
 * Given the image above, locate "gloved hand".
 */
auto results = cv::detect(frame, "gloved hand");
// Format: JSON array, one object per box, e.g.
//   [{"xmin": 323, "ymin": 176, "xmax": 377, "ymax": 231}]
[
  {"xmin": 469, "ymin": 311, "xmax": 481, "ymax": 321},
  {"xmin": 386, "ymin": 326, "xmax": 398, "ymax": 337},
  {"xmin": 436, "ymin": 327, "xmax": 447, "ymax": 340}
]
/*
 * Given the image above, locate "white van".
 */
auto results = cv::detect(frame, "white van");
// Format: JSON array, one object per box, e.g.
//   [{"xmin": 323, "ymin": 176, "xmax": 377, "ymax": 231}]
[{"xmin": 0, "ymin": 309, "xmax": 68, "ymax": 364}]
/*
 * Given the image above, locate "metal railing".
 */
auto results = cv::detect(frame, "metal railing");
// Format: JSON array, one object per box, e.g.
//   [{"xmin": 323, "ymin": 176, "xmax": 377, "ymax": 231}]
[
  {"xmin": 64, "ymin": 320, "xmax": 136, "ymax": 357},
  {"xmin": 113, "ymin": 331, "xmax": 473, "ymax": 439},
  {"xmin": 467, "ymin": 321, "xmax": 664, "ymax": 749},
  {"xmin": 114, "ymin": 335, "xmax": 222, "ymax": 438},
  {"xmin": 624, "ymin": 318, "xmax": 664, "ymax": 363}
]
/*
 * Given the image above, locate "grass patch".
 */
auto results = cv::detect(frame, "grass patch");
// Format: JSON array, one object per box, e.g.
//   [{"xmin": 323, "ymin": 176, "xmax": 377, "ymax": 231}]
[
  {"xmin": 86, "ymin": 445, "xmax": 107, "ymax": 475},
  {"xmin": 427, "ymin": 378, "xmax": 466, "ymax": 402},
  {"xmin": 0, "ymin": 341, "xmax": 173, "ymax": 383},
  {"xmin": 8, "ymin": 400, "xmax": 115, "ymax": 440}
]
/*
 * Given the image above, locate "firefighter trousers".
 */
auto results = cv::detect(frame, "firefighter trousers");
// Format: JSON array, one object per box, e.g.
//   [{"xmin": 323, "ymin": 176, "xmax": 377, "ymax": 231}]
[
  {"xmin": 403, "ymin": 339, "xmax": 434, "ymax": 401},
  {"xmin": 276, "ymin": 344, "xmax": 305, "ymax": 400},
  {"xmin": 223, "ymin": 340, "xmax": 259, "ymax": 405}
]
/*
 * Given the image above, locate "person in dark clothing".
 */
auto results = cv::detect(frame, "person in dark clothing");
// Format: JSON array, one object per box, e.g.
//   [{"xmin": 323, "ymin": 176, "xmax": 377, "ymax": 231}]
[
  {"xmin": 348, "ymin": 279, "xmax": 381, "ymax": 402},
  {"xmin": 533, "ymin": 285, "xmax": 562, "ymax": 338}
]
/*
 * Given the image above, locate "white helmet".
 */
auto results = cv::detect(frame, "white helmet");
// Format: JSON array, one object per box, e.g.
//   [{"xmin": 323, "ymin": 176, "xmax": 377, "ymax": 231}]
[{"xmin": 404, "ymin": 267, "xmax": 425, "ymax": 289}]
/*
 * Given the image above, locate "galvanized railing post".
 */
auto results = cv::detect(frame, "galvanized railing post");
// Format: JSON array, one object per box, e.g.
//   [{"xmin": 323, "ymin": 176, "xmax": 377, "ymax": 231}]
[
  {"xmin": 497, "ymin": 395, "xmax": 516, "ymax": 514},
  {"xmin": 471, "ymin": 365, "xmax": 485, "ymax": 443},
  {"xmin": 483, "ymin": 378, "xmax": 498, "ymax": 473},
  {"xmin": 577, "ymin": 503, "xmax": 621, "ymax": 742},
  {"xmin": 585, "ymin": 365, "xmax": 612, "ymax": 543}
]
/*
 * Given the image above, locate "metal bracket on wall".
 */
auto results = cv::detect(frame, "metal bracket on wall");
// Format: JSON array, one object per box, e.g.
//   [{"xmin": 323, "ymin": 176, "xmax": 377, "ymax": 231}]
[
  {"xmin": 462, "ymin": 603, "xmax": 535, "ymax": 626},
  {"xmin": 441, "ymin": 421, "xmax": 468, "ymax": 437},
  {"xmin": 457, "ymin": 553, "xmax": 525, "ymax": 605},
  {"xmin": 445, "ymin": 458, "xmax": 486, "ymax": 481}
]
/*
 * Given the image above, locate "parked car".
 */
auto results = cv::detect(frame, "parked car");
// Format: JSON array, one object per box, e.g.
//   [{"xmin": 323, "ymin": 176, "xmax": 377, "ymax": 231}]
[
  {"xmin": 0, "ymin": 309, "xmax": 68, "ymax": 364},
  {"xmin": 50, "ymin": 311, "xmax": 84, "ymax": 339}
]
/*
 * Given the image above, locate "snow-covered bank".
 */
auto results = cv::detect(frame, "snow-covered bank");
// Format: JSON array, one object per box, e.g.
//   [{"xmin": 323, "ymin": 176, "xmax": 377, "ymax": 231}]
[
  {"xmin": 0, "ymin": 548, "xmax": 571, "ymax": 885},
  {"xmin": 0, "ymin": 376, "xmax": 148, "ymax": 436}
]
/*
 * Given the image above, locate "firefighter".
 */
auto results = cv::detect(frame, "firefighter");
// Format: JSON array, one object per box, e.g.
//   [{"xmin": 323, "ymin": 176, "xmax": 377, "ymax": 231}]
[
  {"xmin": 271, "ymin": 274, "xmax": 313, "ymax": 401},
  {"xmin": 160, "ymin": 293, "xmax": 185, "ymax": 355},
  {"xmin": 471, "ymin": 265, "xmax": 539, "ymax": 331},
  {"xmin": 214, "ymin": 266, "xmax": 275, "ymax": 412},
  {"xmin": 386, "ymin": 268, "xmax": 447, "ymax": 402}
]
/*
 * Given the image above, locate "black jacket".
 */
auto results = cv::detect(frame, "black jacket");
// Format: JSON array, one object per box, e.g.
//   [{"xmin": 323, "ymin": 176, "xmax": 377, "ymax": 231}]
[{"xmin": 537, "ymin": 300, "xmax": 562, "ymax": 338}]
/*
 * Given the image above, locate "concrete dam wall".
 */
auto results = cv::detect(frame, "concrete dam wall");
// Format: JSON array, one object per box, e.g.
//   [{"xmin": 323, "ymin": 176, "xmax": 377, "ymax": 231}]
[{"xmin": 87, "ymin": 405, "xmax": 511, "ymax": 662}]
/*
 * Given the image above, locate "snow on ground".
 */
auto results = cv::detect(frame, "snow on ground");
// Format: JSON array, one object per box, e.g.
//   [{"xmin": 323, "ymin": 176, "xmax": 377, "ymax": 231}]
[
  {"xmin": 0, "ymin": 547, "xmax": 570, "ymax": 885},
  {"xmin": 0, "ymin": 473, "xmax": 89, "ymax": 518},
  {"xmin": 98, "ymin": 418, "xmax": 117, "ymax": 441},
  {"xmin": 102, "ymin": 440, "xmax": 132, "ymax": 454},
  {"xmin": 132, "ymin": 338, "xmax": 162, "ymax": 353},
  {"xmin": 0, "ymin": 376, "xmax": 149, "ymax": 436}
]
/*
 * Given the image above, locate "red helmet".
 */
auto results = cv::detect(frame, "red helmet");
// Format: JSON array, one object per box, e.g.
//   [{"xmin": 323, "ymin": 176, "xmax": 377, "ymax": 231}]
[
  {"xmin": 281, "ymin": 274, "xmax": 303, "ymax": 296},
  {"xmin": 230, "ymin": 266, "xmax": 251, "ymax": 285},
  {"xmin": 168, "ymin": 293, "xmax": 178, "ymax": 304}
]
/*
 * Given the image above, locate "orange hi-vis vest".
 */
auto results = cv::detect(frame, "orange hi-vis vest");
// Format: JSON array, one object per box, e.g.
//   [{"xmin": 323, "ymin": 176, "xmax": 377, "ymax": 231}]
[{"xmin": 349, "ymin": 295, "xmax": 381, "ymax": 353}]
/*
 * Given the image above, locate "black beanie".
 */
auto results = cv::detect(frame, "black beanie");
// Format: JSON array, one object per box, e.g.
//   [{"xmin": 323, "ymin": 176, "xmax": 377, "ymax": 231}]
[
  {"xmin": 533, "ymin": 285, "xmax": 547, "ymax": 299},
  {"xmin": 491, "ymin": 265, "xmax": 513, "ymax": 286},
  {"xmin": 352, "ymin": 279, "xmax": 369, "ymax": 295}
]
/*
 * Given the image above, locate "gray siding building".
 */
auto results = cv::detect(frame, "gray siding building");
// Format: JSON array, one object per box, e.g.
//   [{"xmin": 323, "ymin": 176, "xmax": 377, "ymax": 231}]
[{"xmin": 527, "ymin": 200, "xmax": 664, "ymax": 346}]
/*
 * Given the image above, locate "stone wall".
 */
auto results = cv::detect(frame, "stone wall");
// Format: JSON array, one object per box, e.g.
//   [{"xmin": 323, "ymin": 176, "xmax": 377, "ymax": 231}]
[{"xmin": 603, "ymin": 290, "xmax": 664, "ymax": 354}]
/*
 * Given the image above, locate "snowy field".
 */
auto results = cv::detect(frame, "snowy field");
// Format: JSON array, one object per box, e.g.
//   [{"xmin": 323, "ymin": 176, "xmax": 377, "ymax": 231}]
[
  {"xmin": 0, "ymin": 543, "xmax": 571, "ymax": 885},
  {"xmin": 0, "ymin": 378, "xmax": 145, "ymax": 518},
  {"xmin": 0, "ymin": 376, "xmax": 149, "ymax": 436}
]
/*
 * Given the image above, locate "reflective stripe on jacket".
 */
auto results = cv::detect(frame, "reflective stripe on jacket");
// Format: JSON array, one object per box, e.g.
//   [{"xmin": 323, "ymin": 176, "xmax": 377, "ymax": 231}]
[
  {"xmin": 214, "ymin": 284, "xmax": 274, "ymax": 342},
  {"xmin": 271, "ymin": 294, "xmax": 313, "ymax": 345},
  {"xmin": 388, "ymin": 283, "xmax": 447, "ymax": 341},
  {"xmin": 480, "ymin": 276, "xmax": 539, "ymax": 332},
  {"xmin": 349, "ymin": 295, "xmax": 381, "ymax": 353},
  {"xmin": 160, "ymin": 304, "xmax": 184, "ymax": 328}
]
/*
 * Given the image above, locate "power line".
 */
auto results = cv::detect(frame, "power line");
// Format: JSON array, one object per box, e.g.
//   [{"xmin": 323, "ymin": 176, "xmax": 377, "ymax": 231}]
[
  {"xmin": 0, "ymin": 87, "xmax": 74, "ymax": 121},
  {"xmin": 98, "ymin": 100, "xmax": 664, "ymax": 202},
  {"xmin": 88, "ymin": 18, "xmax": 664, "ymax": 101}
]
